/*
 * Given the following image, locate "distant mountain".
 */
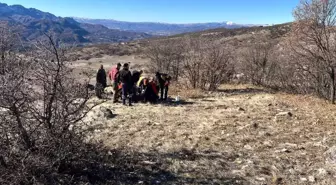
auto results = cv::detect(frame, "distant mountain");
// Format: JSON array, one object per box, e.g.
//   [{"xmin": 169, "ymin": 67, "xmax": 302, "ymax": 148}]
[
  {"xmin": 73, "ymin": 17, "xmax": 256, "ymax": 36},
  {"xmin": 0, "ymin": 3, "xmax": 151, "ymax": 44}
]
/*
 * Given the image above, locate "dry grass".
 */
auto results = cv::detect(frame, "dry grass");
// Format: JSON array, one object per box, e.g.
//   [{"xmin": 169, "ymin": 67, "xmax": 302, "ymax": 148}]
[{"xmin": 80, "ymin": 84, "xmax": 336, "ymax": 184}]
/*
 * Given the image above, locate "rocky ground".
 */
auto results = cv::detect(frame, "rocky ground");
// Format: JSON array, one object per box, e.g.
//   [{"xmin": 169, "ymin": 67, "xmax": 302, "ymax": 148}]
[{"xmin": 78, "ymin": 84, "xmax": 336, "ymax": 185}]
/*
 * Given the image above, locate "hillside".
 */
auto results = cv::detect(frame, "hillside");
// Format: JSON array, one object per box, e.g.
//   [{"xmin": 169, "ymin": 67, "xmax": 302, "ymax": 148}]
[
  {"xmin": 66, "ymin": 23, "xmax": 292, "ymax": 61},
  {"xmin": 74, "ymin": 17, "xmax": 258, "ymax": 36},
  {"xmin": 0, "ymin": 2, "xmax": 151, "ymax": 44},
  {"xmin": 78, "ymin": 84, "xmax": 336, "ymax": 184}
]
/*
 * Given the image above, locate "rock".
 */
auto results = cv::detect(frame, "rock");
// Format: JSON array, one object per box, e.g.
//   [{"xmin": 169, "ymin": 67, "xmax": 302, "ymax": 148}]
[
  {"xmin": 255, "ymin": 177, "xmax": 266, "ymax": 181},
  {"xmin": 244, "ymin": 145, "xmax": 252, "ymax": 150},
  {"xmin": 263, "ymin": 141, "xmax": 273, "ymax": 148},
  {"xmin": 87, "ymin": 84, "xmax": 95, "ymax": 91},
  {"xmin": 104, "ymin": 87, "xmax": 114, "ymax": 95},
  {"xmin": 275, "ymin": 112, "xmax": 293, "ymax": 122},
  {"xmin": 317, "ymin": 168, "xmax": 327, "ymax": 177},
  {"xmin": 281, "ymin": 148, "xmax": 291, "ymax": 153},
  {"xmin": 68, "ymin": 124, "xmax": 74, "ymax": 131},
  {"xmin": 300, "ymin": 177, "xmax": 307, "ymax": 182},
  {"xmin": 308, "ymin": 176, "xmax": 315, "ymax": 182},
  {"xmin": 238, "ymin": 107, "xmax": 245, "ymax": 112},
  {"xmin": 277, "ymin": 111, "xmax": 293, "ymax": 117},
  {"xmin": 325, "ymin": 146, "xmax": 336, "ymax": 165},
  {"xmin": 100, "ymin": 107, "xmax": 114, "ymax": 119}
]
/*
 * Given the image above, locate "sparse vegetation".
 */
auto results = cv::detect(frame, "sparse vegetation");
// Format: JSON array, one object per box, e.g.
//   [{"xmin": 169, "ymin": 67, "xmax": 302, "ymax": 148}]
[{"xmin": 4, "ymin": 1, "xmax": 336, "ymax": 185}]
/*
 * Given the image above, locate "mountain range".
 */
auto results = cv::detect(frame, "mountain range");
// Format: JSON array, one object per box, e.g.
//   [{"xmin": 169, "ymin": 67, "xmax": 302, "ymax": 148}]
[
  {"xmin": 0, "ymin": 2, "xmax": 261, "ymax": 44},
  {"xmin": 73, "ymin": 18, "xmax": 256, "ymax": 36},
  {"xmin": 0, "ymin": 2, "xmax": 151, "ymax": 44}
]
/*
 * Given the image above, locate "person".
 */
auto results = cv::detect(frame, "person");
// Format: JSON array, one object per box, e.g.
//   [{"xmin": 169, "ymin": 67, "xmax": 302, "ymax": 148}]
[
  {"xmin": 131, "ymin": 70, "xmax": 143, "ymax": 102},
  {"xmin": 96, "ymin": 65, "xmax": 107, "ymax": 88},
  {"xmin": 143, "ymin": 77, "xmax": 159, "ymax": 104},
  {"xmin": 132, "ymin": 70, "xmax": 143, "ymax": 85},
  {"xmin": 156, "ymin": 72, "xmax": 171, "ymax": 101},
  {"xmin": 108, "ymin": 63, "xmax": 121, "ymax": 103},
  {"xmin": 118, "ymin": 63, "xmax": 133, "ymax": 106},
  {"xmin": 95, "ymin": 65, "xmax": 107, "ymax": 99}
]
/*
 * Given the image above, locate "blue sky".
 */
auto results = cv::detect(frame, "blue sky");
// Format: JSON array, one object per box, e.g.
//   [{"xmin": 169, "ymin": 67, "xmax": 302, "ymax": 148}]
[{"xmin": 1, "ymin": 0, "xmax": 299, "ymax": 24}]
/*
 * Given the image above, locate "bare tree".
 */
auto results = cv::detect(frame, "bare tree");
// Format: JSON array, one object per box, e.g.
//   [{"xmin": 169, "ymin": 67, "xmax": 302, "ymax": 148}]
[
  {"xmin": 201, "ymin": 44, "xmax": 234, "ymax": 91},
  {"xmin": 290, "ymin": 0, "xmax": 336, "ymax": 103},
  {"xmin": 146, "ymin": 39, "xmax": 185, "ymax": 81},
  {"xmin": 182, "ymin": 38, "xmax": 204, "ymax": 88},
  {"xmin": 242, "ymin": 42, "xmax": 274, "ymax": 85},
  {"xmin": 0, "ymin": 30, "xmax": 99, "ymax": 184}
]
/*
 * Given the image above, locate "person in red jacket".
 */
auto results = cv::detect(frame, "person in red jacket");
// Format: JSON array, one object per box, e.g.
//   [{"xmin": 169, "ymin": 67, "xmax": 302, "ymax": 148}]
[{"xmin": 108, "ymin": 63, "xmax": 121, "ymax": 103}]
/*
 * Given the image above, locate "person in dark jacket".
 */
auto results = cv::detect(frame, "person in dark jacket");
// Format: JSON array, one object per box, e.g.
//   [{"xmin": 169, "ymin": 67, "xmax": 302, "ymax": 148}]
[
  {"xmin": 96, "ymin": 65, "xmax": 107, "ymax": 88},
  {"xmin": 156, "ymin": 72, "xmax": 171, "ymax": 101},
  {"xmin": 131, "ymin": 70, "xmax": 143, "ymax": 102},
  {"xmin": 132, "ymin": 70, "xmax": 143, "ymax": 85},
  {"xmin": 118, "ymin": 63, "xmax": 133, "ymax": 106},
  {"xmin": 95, "ymin": 65, "xmax": 107, "ymax": 99}
]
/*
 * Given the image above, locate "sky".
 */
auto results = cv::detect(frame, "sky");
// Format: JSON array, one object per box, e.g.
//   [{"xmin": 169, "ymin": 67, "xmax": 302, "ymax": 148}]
[{"xmin": 1, "ymin": 0, "xmax": 299, "ymax": 24}]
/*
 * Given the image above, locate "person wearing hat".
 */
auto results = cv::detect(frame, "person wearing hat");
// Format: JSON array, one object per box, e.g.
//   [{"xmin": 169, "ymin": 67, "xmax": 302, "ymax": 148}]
[
  {"xmin": 108, "ymin": 63, "xmax": 121, "ymax": 103},
  {"xmin": 118, "ymin": 63, "xmax": 133, "ymax": 106}
]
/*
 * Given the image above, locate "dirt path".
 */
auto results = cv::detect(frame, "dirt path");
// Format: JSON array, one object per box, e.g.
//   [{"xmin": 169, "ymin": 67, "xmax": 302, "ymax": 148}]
[{"xmin": 83, "ymin": 85, "xmax": 336, "ymax": 185}]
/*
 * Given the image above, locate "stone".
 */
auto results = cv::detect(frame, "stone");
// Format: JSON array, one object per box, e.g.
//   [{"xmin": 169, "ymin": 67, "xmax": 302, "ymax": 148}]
[
  {"xmin": 255, "ymin": 177, "xmax": 266, "ymax": 181},
  {"xmin": 317, "ymin": 168, "xmax": 327, "ymax": 177},
  {"xmin": 87, "ymin": 84, "xmax": 95, "ymax": 91},
  {"xmin": 100, "ymin": 107, "xmax": 114, "ymax": 119},
  {"xmin": 238, "ymin": 107, "xmax": 245, "ymax": 112},
  {"xmin": 244, "ymin": 145, "xmax": 252, "ymax": 150},
  {"xmin": 277, "ymin": 111, "xmax": 293, "ymax": 117},
  {"xmin": 104, "ymin": 87, "xmax": 114, "ymax": 95},
  {"xmin": 325, "ymin": 146, "xmax": 336, "ymax": 165},
  {"xmin": 275, "ymin": 112, "xmax": 293, "ymax": 122},
  {"xmin": 308, "ymin": 176, "xmax": 315, "ymax": 182},
  {"xmin": 300, "ymin": 177, "xmax": 307, "ymax": 182}
]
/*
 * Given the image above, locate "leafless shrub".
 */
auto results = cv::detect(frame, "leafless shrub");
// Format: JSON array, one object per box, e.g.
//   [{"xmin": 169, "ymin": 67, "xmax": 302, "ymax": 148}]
[
  {"xmin": 145, "ymin": 39, "xmax": 185, "ymax": 81},
  {"xmin": 289, "ymin": 0, "xmax": 336, "ymax": 103},
  {"xmin": 241, "ymin": 42, "xmax": 275, "ymax": 85},
  {"xmin": 199, "ymin": 44, "xmax": 234, "ymax": 91},
  {"xmin": 182, "ymin": 38, "xmax": 204, "ymax": 88},
  {"xmin": 0, "ymin": 28, "xmax": 109, "ymax": 184},
  {"xmin": 147, "ymin": 38, "xmax": 234, "ymax": 91}
]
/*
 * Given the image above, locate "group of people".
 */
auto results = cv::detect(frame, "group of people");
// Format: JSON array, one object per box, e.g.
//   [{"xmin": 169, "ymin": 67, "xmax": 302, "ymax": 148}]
[{"xmin": 96, "ymin": 63, "xmax": 171, "ymax": 106}]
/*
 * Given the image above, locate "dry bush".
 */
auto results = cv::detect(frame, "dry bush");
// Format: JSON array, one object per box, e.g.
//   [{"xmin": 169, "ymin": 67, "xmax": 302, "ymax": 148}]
[
  {"xmin": 241, "ymin": 42, "xmax": 275, "ymax": 85},
  {"xmin": 289, "ymin": 0, "xmax": 336, "ymax": 103},
  {"xmin": 0, "ymin": 28, "xmax": 117, "ymax": 184},
  {"xmin": 199, "ymin": 44, "xmax": 234, "ymax": 91},
  {"xmin": 145, "ymin": 39, "xmax": 185, "ymax": 81},
  {"xmin": 147, "ymin": 38, "xmax": 234, "ymax": 91}
]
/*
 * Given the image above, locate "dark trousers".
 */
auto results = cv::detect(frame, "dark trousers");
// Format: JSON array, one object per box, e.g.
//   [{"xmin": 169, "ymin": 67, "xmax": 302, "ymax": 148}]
[
  {"xmin": 122, "ymin": 83, "xmax": 132, "ymax": 105},
  {"xmin": 144, "ymin": 86, "xmax": 158, "ymax": 103},
  {"xmin": 159, "ymin": 85, "xmax": 169, "ymax": 100}
]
